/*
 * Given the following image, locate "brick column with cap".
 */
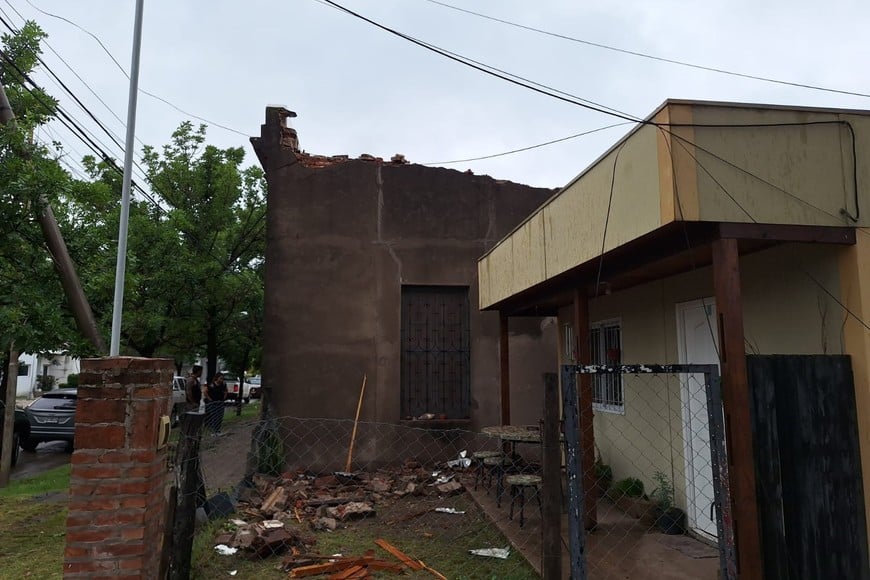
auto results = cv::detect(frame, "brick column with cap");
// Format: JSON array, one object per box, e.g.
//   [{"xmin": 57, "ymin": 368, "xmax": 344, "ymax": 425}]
[{"xmin": 63, "ymin": 357, "xmax": 174, "ymax": 578}]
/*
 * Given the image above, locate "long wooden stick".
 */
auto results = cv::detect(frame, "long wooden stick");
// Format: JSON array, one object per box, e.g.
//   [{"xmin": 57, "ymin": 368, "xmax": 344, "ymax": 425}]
[{"xmin": 345, "ymin": 374, "xmax": 367, "ymax": 472}]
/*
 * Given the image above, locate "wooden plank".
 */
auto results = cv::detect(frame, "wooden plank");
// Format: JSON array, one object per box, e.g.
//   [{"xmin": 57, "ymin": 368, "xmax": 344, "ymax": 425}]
[
  {"xmin": 574, "ymin": 289, "xmax": 597, "ymax": 530},
  {"xmin": 749, "ymin": 355, "xmax": 870, "ymax": 580},
  {"xmin": 717, "ymin": 222, "xmax": 856, "ymax": 245},
  {"xmin": 711, "ymin": 238, "xmax": 763, "ymax": 580},
  {"xmin": 374, "ymin": 538, "xmax": 424, "ymax": 570},
  {"xmin": 746, "ymin": 358, "xmax": 788, "ymax": 580},
  {"xmin": 542, "ymin": 373, "xmax": 563, "ymax": 580},
  {"xmin": 328, "ymin": 564, "xmax": 367, "ymax": 579},
  {"xmin": 500, "ymin": 312, "xmax": 511, "ymax": 425}
]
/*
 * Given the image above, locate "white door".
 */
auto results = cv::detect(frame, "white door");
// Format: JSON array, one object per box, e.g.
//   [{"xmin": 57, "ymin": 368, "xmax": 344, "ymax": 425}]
[{"xmin": 676, "ymin": 298, "xmax": 719, "ymax": 540}]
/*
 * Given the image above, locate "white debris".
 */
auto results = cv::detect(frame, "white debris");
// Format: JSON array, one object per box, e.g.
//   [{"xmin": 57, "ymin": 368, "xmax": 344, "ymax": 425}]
[
  {"xmin": 214, "ymin": 544, "xmax": 237, "ymax": 556},
  {"xmin": 469, "ymin": 547, "xmax": 511, "ymax": 559},
  {"xmin": 435, "ymin": 507, "xmax": 465, "ymax": 514},
  {"xmin": 229, "ymin": 571, "xmax": 238, "ymax": 576},
  {"xmin": 229, "ymin": 519, "xmax": 247, "ymax": 527},
  {"xmin": 261, "ymin": 520, "xmax": 284, "ymax": 529},
  {"xmin": 434, "ymin": 473, "xmax": 455, "ymax": 484},
  {"xmin": 446, "ymin": 450, "xmax": 471, "ymax": 469}
]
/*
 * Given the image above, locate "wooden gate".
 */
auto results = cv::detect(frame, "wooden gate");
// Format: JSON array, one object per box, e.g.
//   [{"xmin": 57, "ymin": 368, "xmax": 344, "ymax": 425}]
[{"xmin": 747, "ymin": 355, "xmax": 870, "ymax": 580}]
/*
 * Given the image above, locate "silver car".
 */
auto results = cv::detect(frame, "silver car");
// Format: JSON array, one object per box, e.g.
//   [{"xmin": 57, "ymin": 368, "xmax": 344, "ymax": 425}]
[{"xmin": 21, "ymin": 388, "xmax": 77, "ymax": 451}]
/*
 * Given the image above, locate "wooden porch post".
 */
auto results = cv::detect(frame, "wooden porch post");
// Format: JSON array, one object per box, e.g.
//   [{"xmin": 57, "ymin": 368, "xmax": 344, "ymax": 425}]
[
  {"xmin": 574, "ymin": 289, "xmax": 598, "ymax": 529},
  {"xmin": 499, "ymin": 312, "xmax": 511, "ymax": 426},
  {"xmin": 712, "ymin": 238, "xmax": 763, "ymax": 579}
]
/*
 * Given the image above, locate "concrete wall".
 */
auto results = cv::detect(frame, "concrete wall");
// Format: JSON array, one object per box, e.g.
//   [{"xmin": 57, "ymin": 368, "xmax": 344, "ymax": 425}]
[
  {"xmin": 556, "ymin": 243, "xmax": 844, "ymax": 511},
  {"xmin": 253, "ymin": 108, "xmax": 557, "ymax": 438}
]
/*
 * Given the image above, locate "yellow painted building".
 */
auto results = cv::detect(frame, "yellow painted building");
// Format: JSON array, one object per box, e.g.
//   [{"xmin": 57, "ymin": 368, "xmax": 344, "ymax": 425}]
[{"xmin": 478, "ymin": 100, "xmax": 870, "ymax": 565}]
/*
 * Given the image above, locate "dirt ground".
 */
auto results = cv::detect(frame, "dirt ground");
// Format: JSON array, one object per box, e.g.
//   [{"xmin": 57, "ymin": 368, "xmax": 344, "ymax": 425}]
[{"xmin": 200, "ymin": 417, "xmax": 256, "ymax": 493}]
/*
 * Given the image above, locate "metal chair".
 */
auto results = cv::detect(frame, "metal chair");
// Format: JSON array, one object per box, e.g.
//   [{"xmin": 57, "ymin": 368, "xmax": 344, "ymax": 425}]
[{"xmin": 506, "ymin": 473, "xmax": 543, "ymax": 528}]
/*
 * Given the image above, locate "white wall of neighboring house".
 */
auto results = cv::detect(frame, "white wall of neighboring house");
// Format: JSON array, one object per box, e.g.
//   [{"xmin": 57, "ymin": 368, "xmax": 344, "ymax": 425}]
[{"xmin": 16, "ymin": 353, "xmax": 81, "ymax": 397}]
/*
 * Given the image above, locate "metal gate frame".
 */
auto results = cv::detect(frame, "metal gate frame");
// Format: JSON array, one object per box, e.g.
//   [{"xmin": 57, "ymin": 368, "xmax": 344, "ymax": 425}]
[{"xmin": 560, "ymin": 363, "xmax": 736, "ymax": 580}]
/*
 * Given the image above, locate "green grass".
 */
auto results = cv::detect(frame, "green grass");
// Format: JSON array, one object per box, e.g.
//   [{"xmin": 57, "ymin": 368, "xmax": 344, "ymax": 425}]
[
  {"xmin": 0, "ymin": 464, "xmax": 71, "ymax": 579},
  {"xmin": 192, "ymin": 493, "xmax": 536, "ymax": 580}
]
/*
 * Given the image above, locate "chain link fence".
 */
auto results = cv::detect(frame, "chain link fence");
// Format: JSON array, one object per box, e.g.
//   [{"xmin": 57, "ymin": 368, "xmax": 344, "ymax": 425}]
[
  {"xmin": 175, "ymin": 411, "xmax": 545, "ymax": 579},
  {"xmin": 564, "ymin": 364, "xmax": 732, "ymax": 580},
  {"xmin": 166, "ymin": 366, "xmax": 732, "ymax": 579}
]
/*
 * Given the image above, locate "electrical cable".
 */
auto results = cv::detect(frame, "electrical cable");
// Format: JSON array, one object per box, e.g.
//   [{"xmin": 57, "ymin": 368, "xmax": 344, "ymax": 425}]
[
  {"xmin": 15, "ymin": 0, "xmax": 250, "ymax": 137},
  {"xmin": 424, "ymin": 121, "xmax": 632, "ymax": 165},
  {"xmin": 420, "ymin": 0, "xmax": 870, "ymax": 100}
]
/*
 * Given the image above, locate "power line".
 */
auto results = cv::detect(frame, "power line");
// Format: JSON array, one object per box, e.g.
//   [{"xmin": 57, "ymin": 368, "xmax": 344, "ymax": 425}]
[
  {"xmin": 315, "ymin": 0, "xmax": 642, "ymax": 123},
  {"xmin": 14, "ymin": 0, "xmax": 249, "ymax": 137},
  {"xmin": 424, "ymin": 121, "xmax": 632, "ymax": 165},
  {"xmin": 420, "ymin": 0, "xmax": 870, "ymax": 100}
]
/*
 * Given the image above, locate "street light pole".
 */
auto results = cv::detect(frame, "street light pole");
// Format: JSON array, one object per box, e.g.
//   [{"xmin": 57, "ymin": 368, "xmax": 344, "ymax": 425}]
[{"xmin": 110, "ymin": 0, "xmax": 145, "ymax": 356}]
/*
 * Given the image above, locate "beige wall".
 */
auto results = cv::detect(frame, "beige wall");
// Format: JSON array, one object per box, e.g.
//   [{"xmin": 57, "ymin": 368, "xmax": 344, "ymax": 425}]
[
  {"xmin": 690, "ymin": 107, "xmax": 870, "ymax": 227},
  {"xmin": 557, "ymin": 243, "xmax": 844, "ymax": 511},
  {"xmin": 479, "ymin": 102, "xmax": 870, "ymax": 311},
  {"xmin": 480, "ymin": 123, "xmax": 662, "ymax": 308}
]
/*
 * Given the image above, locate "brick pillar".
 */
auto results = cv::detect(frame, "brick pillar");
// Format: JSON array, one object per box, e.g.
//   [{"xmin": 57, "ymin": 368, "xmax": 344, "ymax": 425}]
[{"xmin": 64, "ymin": 357, "xmax": 174, "ymax": 579}]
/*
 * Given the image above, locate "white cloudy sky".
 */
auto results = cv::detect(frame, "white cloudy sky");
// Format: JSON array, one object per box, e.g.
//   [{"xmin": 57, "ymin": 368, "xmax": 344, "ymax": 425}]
[{"xmin": 5, "ymin": 0, "xmax": 870, "ymax": 189}]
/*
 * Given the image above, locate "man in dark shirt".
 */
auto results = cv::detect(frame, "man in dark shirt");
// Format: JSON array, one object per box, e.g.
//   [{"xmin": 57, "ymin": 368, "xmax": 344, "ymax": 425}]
[
  {"xmin": 185, "ymin": 365, "xmax": 204, "ymax": 412},
  {"xmin": 205, "ymin": 372, "xmax": 228, "ymax": 434}
]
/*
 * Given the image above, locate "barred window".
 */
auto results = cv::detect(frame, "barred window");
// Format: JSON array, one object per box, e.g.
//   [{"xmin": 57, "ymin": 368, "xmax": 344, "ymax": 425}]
[{"xmin": 591, "ymin": 320, "xmax": 623, "ymax": 413}]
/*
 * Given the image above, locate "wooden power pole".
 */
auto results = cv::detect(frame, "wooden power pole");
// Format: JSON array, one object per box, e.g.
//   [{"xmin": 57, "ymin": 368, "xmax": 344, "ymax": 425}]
[{"xmin": 0, "ymin": 79, "xmax": 106, "ymax": 354}]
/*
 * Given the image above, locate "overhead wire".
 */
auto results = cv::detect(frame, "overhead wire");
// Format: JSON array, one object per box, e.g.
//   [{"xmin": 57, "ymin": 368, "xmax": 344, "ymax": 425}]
[
  {"xmin": 16, "ymin": 0, "xmax": 249, "ymax": 137},
  {"xmin": 423, "ymin": 121, "xmax": 632, "ymax": 165},
  {"xmin": 420, "ymin": 0, "xmax": 870, "ymax": 100}
]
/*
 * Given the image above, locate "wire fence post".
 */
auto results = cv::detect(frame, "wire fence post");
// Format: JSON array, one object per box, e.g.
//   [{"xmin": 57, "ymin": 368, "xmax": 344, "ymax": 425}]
[
  {"xmin": 561, "ymin": 364, "xmax": 587, "ymax": 579},
  {"xmin": 170, "ymin": 411, "xmax": 205, "ymax": 580},
  {"xmin": 542, "ymin": 372, "xmax": 563, "ymax": 579}
]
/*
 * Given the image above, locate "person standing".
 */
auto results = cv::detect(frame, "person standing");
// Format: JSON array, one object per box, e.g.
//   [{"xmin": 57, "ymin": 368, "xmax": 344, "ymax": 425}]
[
  {"xmin": 185, "ymin": 364, "xmax": 203, "ymax": 412},
  {"xmin": 205, "ymin": 372, "xmax": 228, "ymax": 434}
]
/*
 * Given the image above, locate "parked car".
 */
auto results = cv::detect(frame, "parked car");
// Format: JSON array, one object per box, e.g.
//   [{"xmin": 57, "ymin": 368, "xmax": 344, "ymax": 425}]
[
  {"xmin": 170, "ymin": 376, "xmax": 188, "ymax": 426},
  {"xmin": 0, "ymin": 403, "xmax": 30, "ymax": 466},
  {"xmin": 223, "ymin": 371, "xmax": 251, "ymax": 403},
  {"xmin": 248, "ymin": 376, "xmax": 262, "ymax": 399},
  {"xmin": 21, "ymin": 388, "xmax": 77, "ymax": 451}
]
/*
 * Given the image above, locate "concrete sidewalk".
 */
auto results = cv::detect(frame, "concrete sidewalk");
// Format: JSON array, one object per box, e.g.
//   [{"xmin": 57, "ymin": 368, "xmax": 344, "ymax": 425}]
[{"xmin": 466, "ymin": 480, "xmax": 719, "ymax": 579}]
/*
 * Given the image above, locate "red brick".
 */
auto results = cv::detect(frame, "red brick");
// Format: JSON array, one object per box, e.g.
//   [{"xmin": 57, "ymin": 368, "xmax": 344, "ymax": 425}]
[
  {"xmin": 97, "ymin": 541, "xmax": 145, "ymax": 557},
  {"xmin": 71, "ymin": 480, "xmax": 123, "ymax": 496},
  {"xmin": 77, "ymin": 372, "xmax": 104, "ymax": 387},
  {"xmin": 131, "ymin": 450, "xmax": 157, "ymax": 463},
  {"xmin": 70, "ymin": 463, "xmax": 125, "ymax": 479},
  {"xmin": 118, "ymin": 557, "xmax": 145, "ymax": 570},
  {"xmin": 66, "ymin": 528, "xmax": 119, "ymax": 543},
  {"xmin": 64, "ymin": 546, "xmax": 91, "ymax": 559},
  {"xmin": 118, "ymin": 480, "xmax": 151, "ymax": 495},
  {"xmin": 68, "ymin": 497, "xmax": 120, "ymax": 512},
  {"xmin": 120, "ymin": 496, "xmax": 147, "ymax": 509},
  {"xmin": 76, "ymin": 399, "xmax": 128, "ymax": 425},
  {"xmin": 76, "ymin": 424, "xmax": 125, "ymax": 449},
  {"xmin": 71, "ymin": 450, "xmax": 102, "ymax": 464},
  {"xmin": 119, "ymin": 528, "xmax": 145, "ymax": 541},
  {"xmin": 97, "ymin": 451, "xmax": 136, "ymax": 463},
  {"xmin": 63, "ymin": 560, "xmax": 117, "ymax": 573}
]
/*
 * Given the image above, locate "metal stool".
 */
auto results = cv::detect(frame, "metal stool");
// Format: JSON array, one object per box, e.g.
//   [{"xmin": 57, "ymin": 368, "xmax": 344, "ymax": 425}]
[
  {"xmin": 506, "ymin": 474, "xmax": 543, "ymax": 528},
  {"xmin": 483, "ymin": 455, "xmax": 514, "ymax": 507},
  {"xmin": 472, "ymin": 450, "xmax": 502, "ymax": 491}
]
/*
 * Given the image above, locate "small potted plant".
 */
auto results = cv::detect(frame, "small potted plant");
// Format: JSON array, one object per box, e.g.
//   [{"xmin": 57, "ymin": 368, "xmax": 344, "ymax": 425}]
[
  {"xmin": 593, "ymin": 454, "xmax": 613, "ymax": 496},
  {"xmin": 606, "ymin": 477, "xmax": 655, "ymax": 522},
  {"xmin": 650, "ymin": 471, "xmax": 686, "ymax": 535}
]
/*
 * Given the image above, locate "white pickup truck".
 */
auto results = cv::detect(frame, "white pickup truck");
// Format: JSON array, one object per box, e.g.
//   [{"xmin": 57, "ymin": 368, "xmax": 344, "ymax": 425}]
[
  {"xmin": 222, "ymin": 372, "xmax": 251, "ymax": 403},
  {"xmin": 170, "ymin": 376, "xmax": 188, "ymax": 426}
]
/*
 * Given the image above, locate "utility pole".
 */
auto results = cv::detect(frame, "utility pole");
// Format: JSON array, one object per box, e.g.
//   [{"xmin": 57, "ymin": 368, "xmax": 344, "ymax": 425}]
[
  {"xmin": 0, "ymin": 76, "xmax": 106, "ymax": 354},
  {"xmin": 109, "ymin": 0, "xmax": 145, "ymax": 356},
  {"xmin": 0, "ymin": 343, "xmax": 20, "ymax": 486}
]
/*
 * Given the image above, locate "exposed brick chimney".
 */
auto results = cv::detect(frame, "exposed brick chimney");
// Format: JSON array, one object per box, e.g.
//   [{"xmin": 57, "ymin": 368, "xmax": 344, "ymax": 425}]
[{"xmin": 268, "ymin": 105, "xmax": 299, "ymax": 152}]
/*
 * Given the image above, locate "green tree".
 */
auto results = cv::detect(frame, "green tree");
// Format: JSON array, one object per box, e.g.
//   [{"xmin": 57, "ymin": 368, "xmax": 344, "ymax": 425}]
[{"xmin": 141, "ymin": 123, "xmax": 266, "ymax": 380}]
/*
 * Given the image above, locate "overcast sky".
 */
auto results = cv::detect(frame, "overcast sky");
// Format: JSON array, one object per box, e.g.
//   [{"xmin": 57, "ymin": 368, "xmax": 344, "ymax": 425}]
[{"xmin": 5, "ymin": 0, "xmax": 870, "ymax": 189}]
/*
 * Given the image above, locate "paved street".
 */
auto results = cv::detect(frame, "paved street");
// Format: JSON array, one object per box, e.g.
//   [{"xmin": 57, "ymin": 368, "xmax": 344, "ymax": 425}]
[{"xmin": 11, "ymin": 441, "xmax": 71, "ymax": 481}]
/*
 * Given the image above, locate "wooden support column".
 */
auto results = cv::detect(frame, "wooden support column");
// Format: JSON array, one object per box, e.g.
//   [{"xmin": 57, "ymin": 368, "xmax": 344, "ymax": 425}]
[
  {"xmin": 574, "ymin": 289, "xmax": 597, "ymax": 529},
  {"xmin": 499, "ymin": 312, "xmax": 511, "ymax": 426},
  {"xmin": 712, "ymin": 238, "xmax": 763, "ymax": 580}
]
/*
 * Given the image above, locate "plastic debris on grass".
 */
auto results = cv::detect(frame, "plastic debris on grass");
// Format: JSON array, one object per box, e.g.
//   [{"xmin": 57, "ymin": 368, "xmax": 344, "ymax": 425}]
[
  {"xmin": 214, "ymin": 544, "xmax": 238, "ymax": 556},
  {"xmin": 469, "ymin": 547, "xmax": 511, "ymax": 559},
  {"xmin": 434, "ymin": 507, "xmax": 465, "ymax": 514}
]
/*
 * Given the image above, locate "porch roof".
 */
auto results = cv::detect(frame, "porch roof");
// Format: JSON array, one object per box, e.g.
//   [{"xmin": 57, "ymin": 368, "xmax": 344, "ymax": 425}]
[{"xmin": 478, "ymin": 100, "xmax": 870, "ymax": 314}]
